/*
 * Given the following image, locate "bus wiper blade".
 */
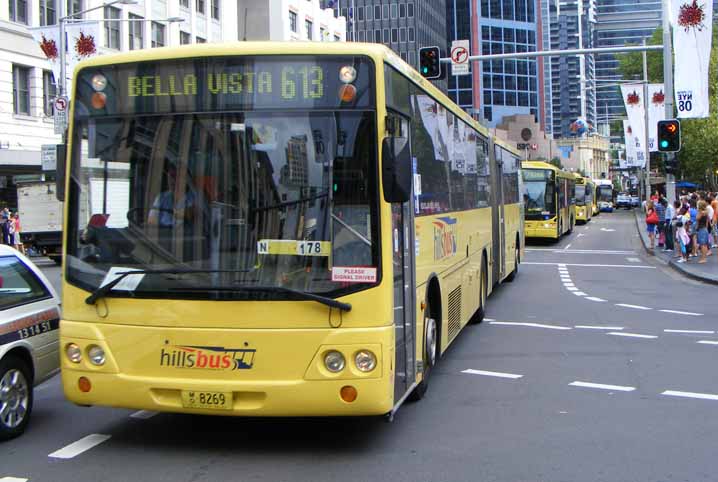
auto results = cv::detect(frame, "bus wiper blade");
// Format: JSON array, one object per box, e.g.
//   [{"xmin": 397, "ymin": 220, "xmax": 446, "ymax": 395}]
[
  {"xmin": 168, "ymin": 285, "xmax": 352, "ymax": 312},
  {"xmin": 85, "ymin": 269, "xmax": 251, "ymax": 305}
]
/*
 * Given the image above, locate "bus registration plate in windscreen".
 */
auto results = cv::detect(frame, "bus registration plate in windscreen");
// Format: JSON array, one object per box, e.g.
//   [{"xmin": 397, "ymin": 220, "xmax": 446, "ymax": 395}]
[{"xmin": 181, "ymin": 390, "xmax": 233, "ymax": 410}]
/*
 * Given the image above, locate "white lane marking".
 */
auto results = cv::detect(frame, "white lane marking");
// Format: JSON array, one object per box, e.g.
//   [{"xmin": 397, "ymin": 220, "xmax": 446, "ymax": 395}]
[
  {"xmin": 564, "ymin": 243, "xmax": 573, "ymax": 250},
  {"xmin": 490, "ymin": 321, "xmax": 572, "ymax": 330},
  {"xmin": 585, "ymin": 297, "xmax": 607, "ymax": 302},
  {"xmin": 566, "ymin": 287, "xmax": 579, "ymax": 291},
  {"xmin": 569, "ymin": 381, "xmax": 636, "ymax": 392},
  {"xmin": 626, "ymin": 257, "xmax": 641, "ymax": 263},
  {"xmin": 607, "ymin": 332, "xmax": 658, "ymax": 339},
  {"xmin": 0, "ymin": 478, "xmax": 29, "ymax": 482},
  {"xmin": 664, "ymin": 329, "xmax": 715, "ymax": 334},
  {"xmin": 697, "ymin": 340, "xmax": 718, "ymax": 345},
  {"xmin": 484, "ymin": 318, "xmax": 496, "ymax": 322},
  {"xmin": 523, "ymin": 262, "xmax": 655, "ymax": 269},
  {"xmin": 577, "ymin": 233, "xmax": 586, "ymax": 238},
  {"xmin": 462, "ymin": 369, "xmax": 523, "ymax": 379},
  {"xmin": 573, "ymin": 291, "xmax": 587, "ymax": 296},
  {"xmin": 659, "ymin": 309, "xmax": 703, "ymax": 317},
  {"xmin": 600, "ymin": 228, "xmax": 616, "ymax": 232},
  {"xmin": 563, "ymin": 282, "xmax": 575, "ymax": 287},
  {"xmin": 662, "ymin": 390, "xmax": 718, "ymax": 401},
  {"xmin": 557, "ymin": 263, "xmax": 567, "ymax": 267},
  {"xmin": 575, "ymin": 325, "xmax": 624, "ymax": 330},
  {"xmin": 615, "ymin": 303, "xmax": 652, "ymax": 310},
  {"xmin": 130, "ymin": 410, "xmax": 158, "ymax": 420},
  {"xmin": 49, "ymin": 434, "xmax": 112, "ymax": 459},
  {"xmin": 525, "ymin": 248, "xmax": 635, "ymax": 254}
]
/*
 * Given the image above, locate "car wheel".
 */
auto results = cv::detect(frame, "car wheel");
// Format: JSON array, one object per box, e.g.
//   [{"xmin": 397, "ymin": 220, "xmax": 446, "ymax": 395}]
[{"xmin": 0, "ymin": 355, "xmax": 33, "ymax": 441}]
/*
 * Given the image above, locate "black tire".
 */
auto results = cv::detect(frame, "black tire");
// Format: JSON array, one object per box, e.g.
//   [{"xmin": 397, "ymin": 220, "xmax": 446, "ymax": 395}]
[
  {"xmin": 0, "ymin": 355, "xmax": 34, "ymax": 441},
  {"xmin": 408, "ymin": 298, "xmax": 438, "ymax": 401},
  {"xmin": 505, "ymin": 243, "xmax": 519, "ymax": 283},
  {"xmin": 49, "ymin": 255, "xmax": 62, "ymax": 265},
  {"xmin": 470, "ymin": 257, "xmax": 488, "ymax": 324}
]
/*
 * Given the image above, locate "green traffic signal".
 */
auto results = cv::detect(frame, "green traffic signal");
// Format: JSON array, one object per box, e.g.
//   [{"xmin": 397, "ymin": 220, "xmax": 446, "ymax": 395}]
[
  {"xmin": 657, "ymin": 119, "xmax": 681, "ymax": 152},
  {"xmin": 660, "ymin": 140, "xmax": 669, "ymax": 148}
]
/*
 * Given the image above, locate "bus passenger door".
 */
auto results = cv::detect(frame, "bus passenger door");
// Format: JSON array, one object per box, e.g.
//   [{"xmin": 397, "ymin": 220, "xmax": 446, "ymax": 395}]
[
  {"xmin": 491, "ymin": 143, "xmax": 506, "ymax": 284},
  {"xmin": 389, "ymin": 115, "xmax": 416, "ymax": 404}
]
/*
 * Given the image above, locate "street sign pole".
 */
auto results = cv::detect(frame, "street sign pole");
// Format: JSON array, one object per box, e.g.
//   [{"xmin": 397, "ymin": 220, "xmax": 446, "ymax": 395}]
[
  {"xmin": 643, "ymin": 41, "xmax": 651, "ymax": 204},
  {"xmin": 662, "ymin": 0, "xmax": 676, "ymax": 205}
]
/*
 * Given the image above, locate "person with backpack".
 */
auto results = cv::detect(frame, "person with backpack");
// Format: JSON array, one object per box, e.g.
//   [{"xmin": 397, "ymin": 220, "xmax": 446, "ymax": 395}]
[{"xmin": 645, "ymin": 200, "xmax": 659, "ymax": 249}]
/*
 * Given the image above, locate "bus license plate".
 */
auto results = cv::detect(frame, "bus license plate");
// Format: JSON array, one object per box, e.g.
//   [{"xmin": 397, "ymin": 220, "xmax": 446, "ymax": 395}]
[{"xmin": 181, "ymin": 390, "xmax": 232, "ymax": 410}]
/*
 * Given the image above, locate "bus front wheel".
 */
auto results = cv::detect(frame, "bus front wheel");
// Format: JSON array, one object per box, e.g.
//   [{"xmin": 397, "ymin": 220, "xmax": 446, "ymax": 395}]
[{"xmin": 409, "ymin": 300, "xmax": 437, "ymax": 401}]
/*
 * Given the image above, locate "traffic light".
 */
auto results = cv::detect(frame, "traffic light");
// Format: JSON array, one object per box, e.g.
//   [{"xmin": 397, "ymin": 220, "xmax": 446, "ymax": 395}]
[
  {"xmin": 419, "ymin": 46, "xmax": 442, "ymax": 79},
  {"xmin": 664, "ymin": 155, "xmax": 679, "ymax": 175},
  {"xmin": 657, "ymin": 119, "xmax": 681, "ymax": 152}
]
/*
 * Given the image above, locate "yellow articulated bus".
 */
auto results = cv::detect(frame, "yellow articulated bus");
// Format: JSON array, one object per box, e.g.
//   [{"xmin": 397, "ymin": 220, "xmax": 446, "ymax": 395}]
[
  {"xmin": 574, "ymin": 175, "xmax": 594, "ymax": 224},
  {"xmin": 521, "ymin": 161, "xmax": 575, "ymax": 239},
  {"xmin": 58, "ymin": 42, "xmax": 523, "ymax": 418}
]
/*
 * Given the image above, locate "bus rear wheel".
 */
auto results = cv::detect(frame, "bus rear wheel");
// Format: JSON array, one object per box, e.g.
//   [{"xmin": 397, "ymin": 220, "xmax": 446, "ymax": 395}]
[{"xmin": 409, "ymin": 300, "xmax": 437, "ymax": 402}]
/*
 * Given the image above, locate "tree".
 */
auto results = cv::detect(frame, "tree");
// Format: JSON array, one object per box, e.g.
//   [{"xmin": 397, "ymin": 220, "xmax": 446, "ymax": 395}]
[
  {"xmin": 549, "ymin": 157, "xmax": 562, "ymax": 169},
  {"xmin": 617, "ymin": 26, "xmax": 718, "ymax": 183}
]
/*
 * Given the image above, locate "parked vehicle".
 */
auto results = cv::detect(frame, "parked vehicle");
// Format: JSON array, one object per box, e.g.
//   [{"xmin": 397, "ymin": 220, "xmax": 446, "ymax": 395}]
[
  {"xmin": 631, "ymin": 195, "xmax": 640, "ymax": 207},
  {"xmin": 16, "ymin": 181, "xmax": 63, "ymax": 264},
  {"xmin": 616, "ymin": 192, "xmax": 632, "ymax": 209},
  {"xmin": 0, "ymin": 245, "xmax": 60, "ymax": 440}
]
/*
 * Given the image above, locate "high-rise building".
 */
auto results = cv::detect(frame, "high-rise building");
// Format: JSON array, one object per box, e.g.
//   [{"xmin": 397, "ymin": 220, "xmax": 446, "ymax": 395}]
[
  {"xmin": 542, "ymin": 0, "xmax": 597, "ymax": 139},
  {"xmin": 326, "ymin": 0, "xmax": 448, "ymax": 91},
  {"xmin": 447, "ymin": 0, "xmax": 543, "ymax": 129}
]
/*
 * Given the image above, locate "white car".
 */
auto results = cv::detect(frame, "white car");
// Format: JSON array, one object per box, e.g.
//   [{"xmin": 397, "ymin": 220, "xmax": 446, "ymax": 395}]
[{"xmin": 0, "ymin": 245, "xmax": 60, "ymax": 440}]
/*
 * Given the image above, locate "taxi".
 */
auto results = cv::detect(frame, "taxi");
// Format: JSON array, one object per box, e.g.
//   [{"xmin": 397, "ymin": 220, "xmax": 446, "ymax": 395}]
[{"xmin": 0, "ymin": 245, "xmax": 60, "ymax": 440}]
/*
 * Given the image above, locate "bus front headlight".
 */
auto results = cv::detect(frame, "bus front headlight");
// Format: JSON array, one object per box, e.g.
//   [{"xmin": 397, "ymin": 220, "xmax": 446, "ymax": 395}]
[
  {"xmin": 324, "ymin": 351, "xmax": 345, "ymax": 373},
  {"xmin": 66, "ymin": 343, "xmax": 82, "ymax": 363},
  {"xmin": 87, "ymin": 345, "xmax": 106, "ymax": 366},
  {"xmin": 354, "ymin": 350, "xmax": 377, "ymax": 372}
]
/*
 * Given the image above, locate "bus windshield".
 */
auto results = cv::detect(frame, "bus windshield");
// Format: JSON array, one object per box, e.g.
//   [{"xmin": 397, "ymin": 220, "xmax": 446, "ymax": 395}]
[
  {"xmin": 597, "ymin": 186, "xmax": 613, "ymax": 203},
  {"xmin": 522, "ymin": 169, "xmax": 555, "ymax": 217},
  {"xmin": 575, "ymin": 185, "xmax": 586, "ymax": 205},
  {"xmin": 65, "ymin": 56, "xmax": 380, "ymax": 301}
]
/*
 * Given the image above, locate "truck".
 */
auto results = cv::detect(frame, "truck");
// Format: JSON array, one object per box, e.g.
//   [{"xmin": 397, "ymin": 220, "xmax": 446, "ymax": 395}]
[{"xmin": 16, "ymin": 181, "xmax": 63, "ymax": 264}]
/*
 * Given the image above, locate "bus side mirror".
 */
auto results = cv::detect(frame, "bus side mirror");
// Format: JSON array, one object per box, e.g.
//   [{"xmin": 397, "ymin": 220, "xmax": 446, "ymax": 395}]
[
  {"xmin": 55, "ymin": 142, "xmax": 67, "ymax": 202},
  {"xmin": 382, "ymin": 137, "xmax": 411, "ymax": 203}
]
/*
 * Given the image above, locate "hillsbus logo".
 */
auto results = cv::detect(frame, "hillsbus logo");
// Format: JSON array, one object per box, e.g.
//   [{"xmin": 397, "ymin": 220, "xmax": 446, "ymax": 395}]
[
  {"xmin": 160, "ymin": 342, "xmax": 257, "ymax": 371},
  {"xmin": 433, "ymin": 216, "xmax": 458, "ymax": 260}
]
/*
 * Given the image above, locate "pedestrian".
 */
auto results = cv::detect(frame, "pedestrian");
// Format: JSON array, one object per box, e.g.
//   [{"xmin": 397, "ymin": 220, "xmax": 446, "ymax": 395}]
[
  {"xmin": 645, "ymin": 200, "xmax": 659, "ymax": 249},
  {"xmin": 688, "ymin": 198, "xmax": 698, "ymax": 257},
  {"xmin": 655, "ymin": 198, "xmax": 666, "ymax": 248},
  {"xmin": 12, "ymin": 213, "xmax": 24, "ymax": 255},
  {"xmin": 696, "ymin": 201, "xmax": 711, "ymax": 264},
  {"xmin": 676, "ymin": 218, "xmax": 690, "ymax": 263},
  {"xmin": 664, "ymin": 199, "xmax": 675, "ymax": 252},
  {"xmin": 0, "ymin": 208, "xmax": 10, "ymax": 245},
  {"xmin": 709, "ymin": 194, "xmax": 718, "ymax": 248}
]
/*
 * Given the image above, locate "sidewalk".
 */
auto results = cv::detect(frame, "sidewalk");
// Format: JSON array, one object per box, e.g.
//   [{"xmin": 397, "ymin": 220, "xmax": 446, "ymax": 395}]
[{"xmin": 634, "ymin": 210, "xmax": 718, "ymax": 285}]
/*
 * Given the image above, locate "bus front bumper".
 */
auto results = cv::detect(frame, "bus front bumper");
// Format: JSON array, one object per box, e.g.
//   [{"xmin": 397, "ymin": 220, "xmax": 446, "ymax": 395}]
[
  {"xmin": 575, "ymin": 207, "xmax": 589, "ymax": 222},
  {"xmin": 525, "ymin": 220, "xmax": 558, "ymax": 238}
]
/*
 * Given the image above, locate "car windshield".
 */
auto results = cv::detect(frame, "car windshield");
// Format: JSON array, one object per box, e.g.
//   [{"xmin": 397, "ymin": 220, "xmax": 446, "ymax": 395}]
[{"xmin": 65, "ymin": 111, "xmax": 380, "ymax": 300}]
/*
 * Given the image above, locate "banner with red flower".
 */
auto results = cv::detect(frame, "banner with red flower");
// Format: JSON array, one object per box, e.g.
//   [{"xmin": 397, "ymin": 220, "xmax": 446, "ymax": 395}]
[
  {"xmin": 623, "ymin": 120, "xmax": 644, "ymax": 168},
  {"xmin": 65, "ymin": 21, "xmax": 101, "ymax": 80},
  {"xmin": 620, "ymin": 84, "xmax": 646, "ymax": 166},
  {"xmin": 671, "ymin": 0, "xmax": 713, "ymax": 118},
  {"xmin": 28, "ymin": 25, "xmax": 62, "ymax": 89},
  {"xmin": 648, "ymin": 84, "xmax": 666, "ymax": 152}
]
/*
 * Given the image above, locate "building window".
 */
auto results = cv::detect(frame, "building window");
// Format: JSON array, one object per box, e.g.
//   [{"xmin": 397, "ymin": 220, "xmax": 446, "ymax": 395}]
[
  {"xmin": 383, "ymin": 5, "xmax": 389, "ymax": 19},
  {"xmin": 391, "ymin": 4, "xmax": 397, "ymax": 18},
  {"xmin": 366, "ymin": 30, "xmax": 372, "ymax": 42},
  {"xmin": 366, "ymin": 5, "xmax": 372, "ymax": 20},
  {"xmin": 375, "ymin": 29, "xmax": 380, "ymax": 42},
  {"xmin": 104, "ymin": 6, "xmax": 121, "ymax": 49},
  {"xmin": 128, "ymin": 14, "xmax": 144, "ymax": 50},
  {"xmin": 383, "ymin": 28, "xmax": 389, "ymax": 43},
  {"xmin": 151, "ymin": 22, "xmax": 165, "ymax": 47},
  {"xmin": 9, "ymin": 0, "xmax": 28, "ymax": 24},
  {"xmin": 67, "ymin": 0, "xmax": 83, "ymax": 18},
  {"xmin": 196, "ymin": 36, "xmax": 206, "ymax": 43},
  {"xmin": 43, "ymin": 71, "xmax": 56, "ymax": 116},
  {"xmin": 357, "ymin": 6, "xmax": 363, "ymax": 21},
  {"xmin": 358, "ymin": 31, "xmax": 364, "ymax": 41},
  {"xmin": 289, "ymin": 10, "xmax": 298, "ymax": 32},
  {"xmin": 180, "ymin": 0, "xmax": 189, "ymax": 7},
  {"xmin": 196, "ymin": 0, "xmax": 205, "ymax": 14},
  {"xmin": 180, "ymin": 31, "xmax": 191, "ymax": 44},
  {"xmin": 13, "ymin": 65, "xmax": 31, "ymax": 115},
  {"xmin": 408, "ymin": 27, "xmax": 415, "ymax": 42},
  {"xmin": 320, "ymin": 27, "xmax": 327, "ymax": 41},
  {"xmin": 400, "ymin": 27, "xmax": 406, "ymax": 42},
  {"xmin": 374, "ymin": 5, "xmax": 380, "ymax": 20},
  {"xmin": 399, "ymin": 3, "xmax": 406, "ymax": 18},
  {"xmin": 305, "ymin": 19, "xmax": 313, "ymax": 40},
  {"xmin": 211, "ymin": 0, "xmax": 219, "ymax": 19},
  {"xmin": 407, "ymin": 2, "xmax": 414, "ymax": 17},
  {"xmin": 39, "ymin": 0, "xmax": 56, "ymax": 26},
  {"xmin": 391, "ymin": 28, "xmax": 398, "ymax": 43}
]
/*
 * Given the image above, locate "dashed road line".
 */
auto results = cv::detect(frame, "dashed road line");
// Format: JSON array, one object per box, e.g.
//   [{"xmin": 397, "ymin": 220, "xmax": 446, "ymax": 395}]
[
  {"xmin": 489, "ymin": 321, "xmax": 572, "ymax": 331},
  {"xmin": 607, "ymin": 332, "xmax": 658, "ymax": 339},
  {"xmin": 626, "ymin": 257, "xmax": 641, "ymax": 263},
  {"xmin": 573, "ymin": 291, "xmax": 587, "ymax": 296},
  {"xmin": 697, "ymin": 340, "xmax": 718, "ymax": 345},
  {"xmin": 484, "ymin": 318, "xmax": 496, "ymax": 322},
  {"xmin": 462, "ymin": 369, "xmax": 523, "ymax": 379},
  {"xmin": 615, "ymin": 303, "xmax": 652, "ymax": 311},
  {"xmin": 575, "ymin": 325, "xmax": 624, "ymax": 330},
  {"xmin": 664, "ymin": 329, "xmax": 715, "ymax": 334},
  {"xmin": 659, "ymin": 309, "xmax": 703, "ymax": 317},
  {"xmin": 564, "ymin": 243, "xmax": 572, "ymax": 250},
  {"xmin": 49, "ymin": 434, "xmax": 112, "ymax": 459},
  {"xmin": 130, "ymin": 410, "xmax": 158, "ymax": 420},
  {"xmin": 525, "ymin": 248, "xmax": 635, "ymax": 255},
  {"xmin": 585, "ymin": 296, "xmax": 607, "ymax": 302},
  {"xmin": 569, "ymin": 381, "xmax": 636, "ymax": 392},
  {"xmin": 0, "ymin": 478, "xmax": 29, "ymax": 482},
  {"xmin": 524, "ymin": 262, "xmax": 656, "ymax": 268},
  {"xmin": 661, "ymin": 390, "xmax": 718, "ymax": 401}
]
